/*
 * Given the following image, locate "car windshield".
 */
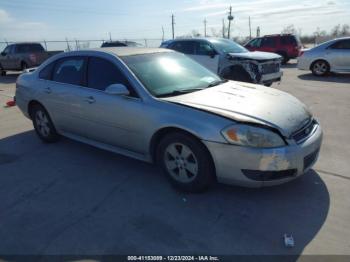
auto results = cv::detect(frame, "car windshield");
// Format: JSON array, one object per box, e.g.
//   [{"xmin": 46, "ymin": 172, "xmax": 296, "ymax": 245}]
[
  {"xmin": 122, "ymin": 52, "xmax": 222, "ymax": 97},
  {"xmin": 209, "ymin": 38, "xmax": 248, "ymax": 54}
]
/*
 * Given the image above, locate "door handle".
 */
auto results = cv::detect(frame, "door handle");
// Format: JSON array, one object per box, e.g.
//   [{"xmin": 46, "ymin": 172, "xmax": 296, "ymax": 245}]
[
  {"xmin": 84, "ymin": 96, "xmax": 95, "ymax": 104},
  {"xmin": 44, "ymin": 87, "xmax": 51, "ymax": 94}
]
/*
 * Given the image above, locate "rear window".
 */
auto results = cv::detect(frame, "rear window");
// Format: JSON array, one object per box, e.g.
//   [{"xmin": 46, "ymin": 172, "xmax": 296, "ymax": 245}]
[
  {"xmin": 52, "ymin": 57, "xmax": 86, "ymax": 86},
  {"xmin": 16, "ymin": 44, "xmax": 44, "ymax": 53},
  {"xmin": 281, "ymin": 36, "xmax": 298, "ymax": 45}
]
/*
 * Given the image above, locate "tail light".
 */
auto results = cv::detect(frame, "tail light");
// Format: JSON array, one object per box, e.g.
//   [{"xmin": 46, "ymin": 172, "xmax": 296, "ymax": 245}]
[{"xmin": 29, "ymin": 53, "xmax": 37, "ymax": 63}]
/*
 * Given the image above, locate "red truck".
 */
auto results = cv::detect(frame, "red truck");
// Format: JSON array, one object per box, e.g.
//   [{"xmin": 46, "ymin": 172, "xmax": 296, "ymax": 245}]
[{"xmin": 245, "ymin": 34, "xmax": 303, "ymax": 64}]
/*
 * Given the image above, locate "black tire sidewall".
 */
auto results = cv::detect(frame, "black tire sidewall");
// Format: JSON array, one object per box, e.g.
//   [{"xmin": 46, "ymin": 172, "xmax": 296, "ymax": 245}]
[
  {"xmin": 157, "ymin": 132, "xmax": 215, "ymax": 192},
  {"xmin": 31, "ymin": 105, "xmax": 59, "ymax": 143},
  {"xmin": 312, "ymin": 60, "xmax": 329, "ymax": 76}
]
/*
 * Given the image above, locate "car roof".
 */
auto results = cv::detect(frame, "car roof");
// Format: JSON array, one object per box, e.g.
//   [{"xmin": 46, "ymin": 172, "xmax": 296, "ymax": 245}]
[{"xmin": 92, "ymin": 47, "xmax": 173, "ymax": 57}]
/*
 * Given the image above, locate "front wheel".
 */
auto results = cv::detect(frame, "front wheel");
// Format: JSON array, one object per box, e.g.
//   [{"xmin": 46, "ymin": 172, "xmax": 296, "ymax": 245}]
[
  {"xmin": 157, "ymin": 132, "xmax": 215, "ymax": 193},
  {"xmin": 0, "ymin": 64, "xmax": 6, "ymax": 76},
  {"xmin": 31, "ymin": 104, "xmax": 60, "ymax": 143},
  {"xmin": 311, "ymin": 60, "xmax": 330, "ymax": 76}
]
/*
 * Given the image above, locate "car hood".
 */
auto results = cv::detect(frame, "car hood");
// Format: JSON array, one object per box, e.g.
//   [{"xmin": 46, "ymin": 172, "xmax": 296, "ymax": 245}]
[
  {"xmin": 229, "ymin": 51, "xmax": 282, "ymax": 61},
  {"xmin": 162, "ymin": 81, "xmax": 311, "ymax": 138}
]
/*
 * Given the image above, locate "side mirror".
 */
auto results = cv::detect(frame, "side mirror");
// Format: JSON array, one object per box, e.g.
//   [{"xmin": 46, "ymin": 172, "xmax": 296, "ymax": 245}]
[
  {"xmin": 105, "ymin": 84, "xmax": 130, "ymax": 96},
  {"xmin": 1, "ymin": 52, "xmax": 6, "ymax": 56},
  {"xmin": 208, "ymin": 50, "xmax": 216, "ymax": 58}
]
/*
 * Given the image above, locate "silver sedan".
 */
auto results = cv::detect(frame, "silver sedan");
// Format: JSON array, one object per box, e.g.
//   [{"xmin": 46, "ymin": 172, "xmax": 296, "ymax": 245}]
[
  {"xmin": 298, "ymin": 37, "xmax": 350, "ymax": 76},
  {"xmin": 15, "ymin": 48, "xmax": 323, "ymax": 192}
]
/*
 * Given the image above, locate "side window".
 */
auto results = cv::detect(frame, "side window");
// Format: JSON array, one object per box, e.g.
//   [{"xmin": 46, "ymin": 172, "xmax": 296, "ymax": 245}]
[
  {"xmin": 330, "ymin": 40, "xmax": 350, "ymax": 50},
  {"xmin": 250, "ymin": 38, "xmax": 262, "ymax": 48},
  {"xmin": 196, "ymin": 42, "xmax": 215, "ymax": 55},
  {"xmin": 39, "ymin": 62, "xmax": 55, "ymax": 80},
  {"xmin": 2, "ymin": 46, "xmax": 11, "ymax": 54},
  {"xmin": 52, "ymin": 57, "xmax": 86, "ymax": 86},
  {"xmin": 169, "ymin": 41, "xmax": 195, "ymax": 55},
  {"xmin": 88, "ymin": 57, "xmax": 136, "ymax": 96},
  {"xmin": 262, "ymin": 38, "xmax": 276, "ymax": 47}
]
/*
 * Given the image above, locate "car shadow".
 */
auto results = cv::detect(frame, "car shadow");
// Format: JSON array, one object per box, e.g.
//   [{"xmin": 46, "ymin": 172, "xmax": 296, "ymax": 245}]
[
  {"xmin": 298, "ymin": 73, "xmax": 350, "ymax": 84},
  {"xmin": 281, "ymin": 62, "xmax": 297, "ymax": 69},
  {"xmin": 0, "ymin": 72, "xmax": 20, "ymax": 84},
  {"xmin": 0, "ymin": 131, "xmax": 330, "ymax": 257}
]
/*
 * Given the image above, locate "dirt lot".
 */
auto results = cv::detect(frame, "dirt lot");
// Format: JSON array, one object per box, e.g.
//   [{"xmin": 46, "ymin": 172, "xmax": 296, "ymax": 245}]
[{"xmin": 0, "ymin": 62, "xmax": 350, "ymax": 256}]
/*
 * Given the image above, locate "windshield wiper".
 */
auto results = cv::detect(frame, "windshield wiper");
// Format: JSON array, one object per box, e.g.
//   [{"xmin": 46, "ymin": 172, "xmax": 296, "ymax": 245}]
[
  {"xmin": 207, "ymin": 79, "xmax": 228, "ymax": 88},
  {"xmin": 157, "ymin": 88, "xmax": 205, "ymax": 98}
]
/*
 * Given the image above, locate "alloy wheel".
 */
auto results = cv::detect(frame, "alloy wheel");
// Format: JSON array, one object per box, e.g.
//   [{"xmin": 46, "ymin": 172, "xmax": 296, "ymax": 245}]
[
  {"xmin": 35, "ymin": 110, "xmax": 50, "ymax": 137},
  {"xmin": 164, "ymin": 143, "xmax": 199, "ymax": 183}
]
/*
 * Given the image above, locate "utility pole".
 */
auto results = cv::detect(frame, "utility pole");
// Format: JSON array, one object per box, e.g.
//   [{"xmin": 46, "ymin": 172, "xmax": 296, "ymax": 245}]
[
  {"xmin": 204, "ymin": 18, "xmax": 207, "ymax": 37},
  {"xmin": 257, "ymin": 26, "xmax": 261, "ymax": 37},
  {"xmin": 162, "ymin": 26, "xmax": 165, "ymax": 42},
  {"xmin": 171, "ymin": 14, "xmax": 175, "ymax": 39},
  {"xmin": 222, "ymin": 19, "xmax": 225, "ymax": 38},
  {"xmin": 109, "ymin": 32, "xmax": 112, "ymax": 41},
  {"xmin": 227, "ymin": 6, "xmax": 234, "ymax": 39},
  {"xmin": 249, "ymin": 16, "xmax": 252, "ymax": 40}
]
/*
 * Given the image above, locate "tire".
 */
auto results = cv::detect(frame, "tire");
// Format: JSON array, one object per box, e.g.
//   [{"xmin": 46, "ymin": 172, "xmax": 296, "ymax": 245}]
[
  {"xmin": 222, "ymin": 66, "xmax": 253, "ymax": 83},
  {"xmin": 277, "ymin": 52, "xmax": 289, "ymax": 64},
  {"xmin": 30, "ymin": 104, "xmax": 60, "ymax": 143},
  {"xmin": 21, "ymin": 62, "xmax": 28, "ymax": 71},
  {"xmin": 264, "ymin": 83, "xmax": 273, "ymax": 87},
  {"xmin": 0, "ymin": 64, "xmax": 5, "ymax": 76},
  {"xmin": 311, "ymin": 60, "xmax": 330, "ymax": 76},
  {"xmin": 157, "ymin": 132, "xmax": 215, "ymax": 193}
]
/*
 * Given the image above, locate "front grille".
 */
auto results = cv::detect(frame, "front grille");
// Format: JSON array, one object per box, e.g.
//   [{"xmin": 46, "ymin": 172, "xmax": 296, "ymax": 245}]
[
  {"xmin": 304, "ymin": 149, "xmax": 320, "ymax": 171},
  {"xmin": 292, "ymin": 119, "xmax": 317, "ymax": 144},
  {"xmin": 261, "ymin": 63, "xmax": 279, "ymax": 74},
  {"xmin": 249, "ymin": 63, "xmax": 261, "ymax": 81}
]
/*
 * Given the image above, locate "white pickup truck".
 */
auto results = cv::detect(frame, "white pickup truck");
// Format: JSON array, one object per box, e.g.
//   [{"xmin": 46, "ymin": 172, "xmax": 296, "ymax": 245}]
[{"xmin": 161, "ymin": 37, "xmax": 283, "ymax": 86}]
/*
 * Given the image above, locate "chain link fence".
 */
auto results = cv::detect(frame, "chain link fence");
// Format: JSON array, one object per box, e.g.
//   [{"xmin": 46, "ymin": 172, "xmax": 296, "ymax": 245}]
[{"xmin": 0, "ymin": 38, "xmax": 165, "ymax": 52}]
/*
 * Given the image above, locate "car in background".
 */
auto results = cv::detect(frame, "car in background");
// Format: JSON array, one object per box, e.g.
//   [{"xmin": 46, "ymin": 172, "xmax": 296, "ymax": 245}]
[
  {"xmin": 245, "ymin": 34, "xmax": 302, "ymax": 64},
  {"xmin": 0, "ymin": 42, "xmax": 62, "ymax": 76},
  {"xmin": 15, "ymin": 47, "xmax": 322, "ymax": 192},
  {"xmin": 298, "ymin": 37, "xmax": 350, "ymax": 76},
  {"xmin": 101, "ymin": 41, "xmax": 143, "ymax": 48},
  {"xmin": 161, "ymin": 38, "xmax": 282, "ymax": 87}
]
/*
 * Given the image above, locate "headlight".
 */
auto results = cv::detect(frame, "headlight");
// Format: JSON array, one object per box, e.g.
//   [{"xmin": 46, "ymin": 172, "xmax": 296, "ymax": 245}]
[{"xmin": 221, "ymin": 124, "xmax": 285, "ymax": 148}]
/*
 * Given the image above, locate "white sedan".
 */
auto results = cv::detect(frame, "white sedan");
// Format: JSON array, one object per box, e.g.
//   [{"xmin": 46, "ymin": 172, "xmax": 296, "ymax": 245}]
[{"xmin": 298, "ymin": 37, "xmax": 350, "ymax": 76}]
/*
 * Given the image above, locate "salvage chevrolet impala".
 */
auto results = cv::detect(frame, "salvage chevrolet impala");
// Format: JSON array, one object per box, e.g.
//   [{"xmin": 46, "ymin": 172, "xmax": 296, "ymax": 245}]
[{"xmin": 15, "ymin": 48, "xmax": 323, "ymax": 192}]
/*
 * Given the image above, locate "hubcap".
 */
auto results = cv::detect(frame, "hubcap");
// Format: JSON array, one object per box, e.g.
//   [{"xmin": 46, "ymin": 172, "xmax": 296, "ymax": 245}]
[
  {"xmin": 164, "ymin": 143, "xmax": 198, "ymax": 183},
  {"xmin": 313, "ymin": 62, "xmax": 327, "ymax": 75},
  {"xmin": 35, "ymin": 110, "xmax": 50, "ymax": 137}
]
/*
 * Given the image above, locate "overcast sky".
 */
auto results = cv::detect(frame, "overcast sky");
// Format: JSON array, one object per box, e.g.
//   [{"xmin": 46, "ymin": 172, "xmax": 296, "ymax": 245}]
[{"xmin": 0, "ymin": 0, "xmax": 349, "ymax": 41}]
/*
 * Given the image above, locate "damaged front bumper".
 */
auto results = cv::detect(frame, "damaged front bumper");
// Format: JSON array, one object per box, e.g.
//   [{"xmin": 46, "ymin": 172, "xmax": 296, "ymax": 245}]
[{"xmin": 203, "ymin": 123, "xmax": 323, "ymax": 187}]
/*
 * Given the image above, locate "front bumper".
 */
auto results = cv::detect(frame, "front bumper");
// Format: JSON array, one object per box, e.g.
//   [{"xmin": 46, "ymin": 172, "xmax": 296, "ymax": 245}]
[
  {"xmin": 203, "ymin": 124, "xmax": 323, "ymax": 187},
  {"xmin": 260, "ymin": 71, "xmax": 283, "ymax": 84}
]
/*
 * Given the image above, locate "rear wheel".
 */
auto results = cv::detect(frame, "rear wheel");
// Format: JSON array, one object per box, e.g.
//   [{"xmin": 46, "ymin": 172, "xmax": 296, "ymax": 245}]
[
  {"xmin": 157, "ymin": 132, "xmax": 215, "ymax": 193},
  {"xmin": 30, "ymin": 104, "xmax": 60, "ymax": 143},
  {"xmin": 311, "ymin": 60, "xmax": 330, "ymax": 76},
  {"xmin": 21, "ymin": 62, "xmax": 28, "ymax": 71},
  {"xmin": 0, "ymin": 64, "xmax": 6, "ymax": 76}
]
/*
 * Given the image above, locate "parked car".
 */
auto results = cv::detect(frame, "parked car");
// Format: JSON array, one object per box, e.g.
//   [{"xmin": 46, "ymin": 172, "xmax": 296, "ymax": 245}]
[
  {"xmin": 298, "ymin": 37, "xmax": 350, "ymax": 76},
  {"xmin": 15, "ymin": 47, "xmax": 322, "ymax": 192},
  {"xmin": 0, "ymin": 42, "xmax": 62, "ymax": 76},
  {"xmin": 161, "ymin": 38, "xmax": 282, "ymax": 87},
  {"xmin": 101, "ymin": 41, "xmax": 143, "ymax": 48},
  {"xmin": 245, "ymin": 34, "xmax": 303, "ymax": 64}
]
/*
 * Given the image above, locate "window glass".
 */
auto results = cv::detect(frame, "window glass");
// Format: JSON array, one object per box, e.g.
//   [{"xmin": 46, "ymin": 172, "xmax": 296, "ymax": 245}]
[
  {"xmin": 262, "ymin": 38, "xmax": 276, "ymax": 47},
  {"xmin": 17, "ymin": 44, "xmax": 44, "ymax": 53},
  {"xmin": 330, "ymin": 40, "xmax": 350, "ymax": 49},
  {"xmin": 122, "ymin": 52, "xmax": 221, "ymax": 97},
  {"xmin": 248, "ymin": 38, "xmax": 262, "ymax": 48},
  {"xmin": 169, "ymin": 41, "xmax": 196, "ymax": 54},
  {"xmin": 281, "ymin": 36, "xmax": 297, "ymax": 45},
  {"xmin": 2, "ymin": 46, "xmax": 11, "ymax": 54},
  {"xmin": 196, "ymin": 42, "xmax": 215, "ymax": 55},
  {"xmin": 88, "ymin": 57, "xmax": 132, "ymax": 92},
  {"xmin": 52, "ymin": 57, "xmax": 86, "ymax": 85},
  {"xmin": 209, "ymin": 38, "xmax": 248, "ymax": 53},
  {"xmin": 39, "ymin": 62, "xmax": 55, "ymax": 80}
]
